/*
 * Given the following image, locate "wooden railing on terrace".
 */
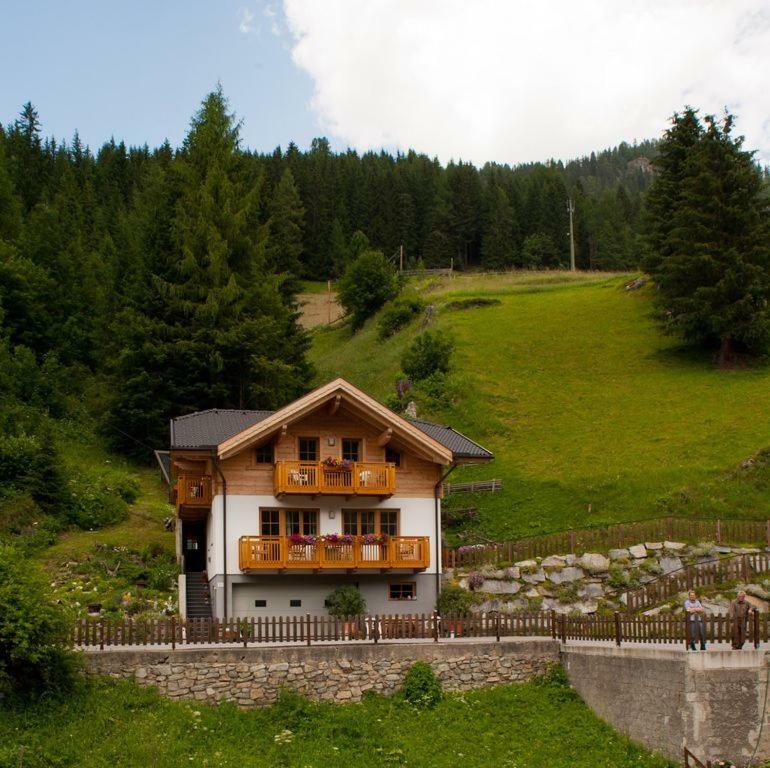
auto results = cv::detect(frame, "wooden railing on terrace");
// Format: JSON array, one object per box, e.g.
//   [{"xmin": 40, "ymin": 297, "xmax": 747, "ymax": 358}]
[
  {"xmin": 443, "ymin": 516, "xmax": 770, "ymax": 568},
  {"xmin": 176, "ymin": 474, "xmax": 213, "ymax": 507},
  {"xmin": 239, "ymin": 535, "xmax": 430, "ymax": 571},
  {"xmin": 73, "ymin": 609, "xmax": 765, "ymax": 650},
  {"xmin": 274, "ymin": 461, "xmax": 396, "ymax": 496},
  {"xmin": 623, "ymin": 552, "xmax": 770, "ymax": 611}
]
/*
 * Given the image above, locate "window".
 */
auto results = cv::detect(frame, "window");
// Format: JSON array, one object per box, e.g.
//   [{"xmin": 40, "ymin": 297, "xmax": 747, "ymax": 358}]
[
  {"xmin": 342, "ymin": 438, "xmax": 361, "ymax": 462},
  {"xmin": 254, "ymin": 599, "xmax": 267, "ymax": 608},
  {"xmin": 385, "ymin": 447, "xmax": 401, "ymax": 467},
  {"xmin": 286, "ymin": 509, "xmax": 318, "ymax": 536},
  {"xmin": 380, "ymin": 510, "xmax": 398, "ymax": 536},
  {"xmin": 255, "ymin": 442, "xmax": 274, "ymax": 464},
  {"xmin": 389, "ymin": 582, "xmax": 416, "ymax": 601},
  {"xmin": 261, "ymin": 509, "xmax": 280, "ymax": 536},
  {"xmin": 289, "ymin": 599, "xmax": 301, "ymax": 608},
  {"xmin": 299, "ymin": 437, "xmax": 319, "ymax": 462},
  {"xmin": 343, "ymin": 509, "xmax": 398, "ymax": 535}
]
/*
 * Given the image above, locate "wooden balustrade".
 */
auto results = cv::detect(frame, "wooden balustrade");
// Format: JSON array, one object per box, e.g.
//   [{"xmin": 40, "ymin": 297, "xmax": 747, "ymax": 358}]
[
  {"xmin": 239, "ymin": 535, "xmax": 429, "ymax": 571},
  {"xmin": 176, "ymin": 474, "xmax": 213, "ymax": 508},
  {"xmin": 274, "ymin": 461, "xmax": 396, "ymax": 497}
]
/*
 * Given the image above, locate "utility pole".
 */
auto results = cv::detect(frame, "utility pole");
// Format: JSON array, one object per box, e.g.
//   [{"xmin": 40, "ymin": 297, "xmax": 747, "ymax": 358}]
[
  {"xmin": 399, "ymin": 244, "xmax": 404, "ymax": 272},
  {"xmin": 567, "ymin": 197, "xmax": 576, "ymax": 272}
]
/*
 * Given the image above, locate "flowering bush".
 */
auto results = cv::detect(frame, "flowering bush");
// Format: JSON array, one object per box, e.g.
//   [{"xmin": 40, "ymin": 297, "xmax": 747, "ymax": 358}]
[
  {"xmin": 288, "ymin": 534, "xmax": 318, "ymax": 546},
  {"xmin": 467, "ymin": 571, "xmax": 484, "ymax": 590},
  {"xmin": 361, "ymin": 533, "xmax": 389, "ymax": 545},
  {"xmin": 322, "ymin": 533, "xmax": 354, "ymax": 545},
  {"xmin": 457, "ymin": 544, "xmax": 487, "ymax": 555},
  {"xmin": 322, "ymin": 456, "xmax": 352, "ymax": 470}
]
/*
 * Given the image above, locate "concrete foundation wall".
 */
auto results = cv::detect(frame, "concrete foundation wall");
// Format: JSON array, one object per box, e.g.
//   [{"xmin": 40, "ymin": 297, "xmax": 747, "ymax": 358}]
[
  {"xmin": 563, "ymin": 644, "xmax": 770, "ymax": 763},
  {"xmin": 84, "ymin": 638, "xmax": 559, "ymax": 708}
]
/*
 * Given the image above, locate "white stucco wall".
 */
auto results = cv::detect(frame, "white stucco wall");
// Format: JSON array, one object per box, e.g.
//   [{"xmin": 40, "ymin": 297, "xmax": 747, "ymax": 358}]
[{"xmin": 205, "ymin": 494, "xmax": 440, "ymax": 576}]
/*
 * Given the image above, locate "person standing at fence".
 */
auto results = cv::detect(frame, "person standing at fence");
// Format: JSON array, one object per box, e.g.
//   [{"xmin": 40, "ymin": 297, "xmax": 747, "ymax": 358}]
[
  {"xmin": 729, "ymin": 590, "xmax": 750, "ymax": 650},
  {"xmin": 684, "ymin": 590, "xmax": 706, "ymax": 651}
]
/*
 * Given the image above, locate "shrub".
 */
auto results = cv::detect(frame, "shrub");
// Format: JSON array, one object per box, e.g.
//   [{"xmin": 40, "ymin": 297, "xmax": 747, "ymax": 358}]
[
  {"xmin": 377, "ymin": 296, "xmax": 425, "ymax": 339},
  {"xmin": 521, "ymin": 232, "xmax": 560, "ymax": 269},
  {"xmin": 400, "ymin": 661, "xmax": 442, "ymax": 708},
  {"xmin": 324, "ymin": 585, "xmax": 366, "ymax": 618},
  {"xmin": 0, "ymin": 544, "xmax": 79, "ymax": 696},
  {"xmin": 401, "ymin": 331, "xmax": 454, "ymax": 381},
  {"xmin": 436, "ymin": 585, "xmax": 474, "ymax": 617},
  {"xmin": 337, "ymin": 250, "xmax": 400, "ymax": 330},
  {"xmin": 147, "ymin": 562, "xmax": 178, "ymax": 591}
]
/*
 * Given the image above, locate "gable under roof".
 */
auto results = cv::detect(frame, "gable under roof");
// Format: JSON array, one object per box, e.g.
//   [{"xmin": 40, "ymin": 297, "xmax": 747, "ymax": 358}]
[{"xmin": 168, "ymin": 380, "xmax": 493, "ymax": 464}]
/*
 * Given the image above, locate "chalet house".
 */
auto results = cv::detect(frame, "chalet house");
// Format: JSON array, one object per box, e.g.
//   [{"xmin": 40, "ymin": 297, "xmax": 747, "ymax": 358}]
[{"xmin": 155, "ymin": 378, "xmax": 493, "ymax": 620}]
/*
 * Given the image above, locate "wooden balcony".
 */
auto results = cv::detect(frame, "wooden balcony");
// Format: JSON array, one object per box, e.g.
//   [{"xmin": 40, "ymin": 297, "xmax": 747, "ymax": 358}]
[
  {"xmin": 176, "ymin": 474, "xmax": 212, "ymax": 519},
  {"xmin": 239, "ymin": 535, "xmax": 430, "ymax": 572},
  {"xmin": 274, "ymin": 461, "xmax": 396, "ymax": 497}
]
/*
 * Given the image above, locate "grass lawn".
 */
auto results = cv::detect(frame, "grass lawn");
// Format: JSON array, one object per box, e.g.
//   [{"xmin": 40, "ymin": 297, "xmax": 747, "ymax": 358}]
[
  {"xmin": 0, "ymin": 674, "xmax": 674, "ymax": 768},
  {"xmin": 310, "ymin": 271, "xmax": 770, "ymax": 540}
]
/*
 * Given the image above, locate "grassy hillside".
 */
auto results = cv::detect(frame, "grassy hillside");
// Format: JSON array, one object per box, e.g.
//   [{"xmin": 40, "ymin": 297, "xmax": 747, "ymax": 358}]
[
  {"xmin": 310, "ymin": 272, "xmax": 770, "ymax": 541},
  {"xmin": 1, "ymin": 675, "xmax": 673, "ymax": 768}
]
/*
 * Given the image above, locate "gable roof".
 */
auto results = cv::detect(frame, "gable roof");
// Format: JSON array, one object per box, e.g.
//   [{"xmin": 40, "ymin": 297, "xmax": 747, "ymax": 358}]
[{"xmin": 169, "ymin": 379, "xmax": 493, "ymax": 464}]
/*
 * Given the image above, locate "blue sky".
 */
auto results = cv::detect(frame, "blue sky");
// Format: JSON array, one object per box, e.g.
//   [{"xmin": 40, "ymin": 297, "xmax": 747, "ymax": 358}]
[
  {"xmin": 2, "ymin": 2, "xmax": 768, "ymax": 164},
  {"xmin": 0, "ymin": 1, "xmax": 329, "ymax": 153}
]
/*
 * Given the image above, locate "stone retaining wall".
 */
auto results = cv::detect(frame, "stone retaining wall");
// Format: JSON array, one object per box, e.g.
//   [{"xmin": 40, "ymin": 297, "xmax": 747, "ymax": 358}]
[{"xmin": 84, "ymin": 638, "xmax": 559, "ymax": 707}]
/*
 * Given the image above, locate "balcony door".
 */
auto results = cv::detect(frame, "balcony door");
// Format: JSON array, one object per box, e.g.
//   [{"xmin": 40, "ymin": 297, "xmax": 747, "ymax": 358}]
[
  {"xmin": 260, "ymin": 508, "xmax": 319, "ymax": 537},
  {"xmin": 342, "ymin": 509, "xmax": 399, "ymax": 536}
]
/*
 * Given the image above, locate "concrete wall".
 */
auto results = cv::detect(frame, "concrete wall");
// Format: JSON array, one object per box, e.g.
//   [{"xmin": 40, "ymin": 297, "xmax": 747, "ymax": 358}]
[
  {"xmin": 84, "ymin": 638, "xmax": 558, "ymax": 708},
  {"xmin": 563, "ymin": 644, "xmax": 770, "ymax": 763}
]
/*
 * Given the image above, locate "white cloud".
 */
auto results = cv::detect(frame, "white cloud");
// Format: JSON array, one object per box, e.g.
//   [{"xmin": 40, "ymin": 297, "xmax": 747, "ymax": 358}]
[
  {"xmin": 282, "ymin": 0, "xmax": 770, "ymax": 165},
  {"xmin": 263, "ymin": 4, "xmax": 282, "ymax": 37},
  {"xmin": 238, "ymin": 7, "xmax": 255, "ymax": 34}
]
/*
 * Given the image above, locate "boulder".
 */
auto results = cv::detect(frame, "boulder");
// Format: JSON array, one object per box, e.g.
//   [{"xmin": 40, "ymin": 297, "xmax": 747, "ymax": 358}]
[
  {"xmin": 628, "ymin": 543, "xmax": 647, "ymax": 559},
  {"xmin": 645, "ymin": 542, "xmax": 663, "ymax": 550},
  {"xmin": 659, "ymin": 556, "xmax": 683, "ymax": 575},
  {"xmin": 481, "ymin": 579, "xmax": 521, "ymax": 595},
  {"xmin": 578, "ymin": 553, "xmax": 610, "ymax": 574},
  {"xmin": 504, "ymin": 566, "xmax": 521, "ymax": 580},
  {"xmin": 732, "ymin": 547, "xmax": 761, "ymax": 555},
  {"xmin": 663, "ymin": 541, "xmax": 686, "ymax": 551},
  {"xmin": 579, "ymin": 583, "xmax": 605, "ymax": 599},
  {"xmin": 715, "ymin": 546, "xmax": 733, "ymax": 554},
  {"xmin": 541, "ymin": 555, "xmax": 566, "ymax": 569},
  {"xmin": 476, "ymin": 598, "xmax": 526, "ymax": 613},
  {"xmin": 522, "ymin": 569, "xmax": 547, "ymax": 584},
  {"xmin": 745, "ymin": 594, "xmax": 769, "ymax": 612},
  {"xmin": 574, "ymin": 600, "xmax": 599, "ymax": 615},
  {"xmin": 537, "ymin": 585, "xmax": 555, "ymax": 597},
  {"xmin": 549, "ymin": 566, "xmax": 584, "ymax": 584},
  {"xmin": 608, "ymin": 548, "xmax": 630, "ymax": 561},
  {"xmin": 524, "ymin": 588, "xmax": 541, "ymax": 599},
  {"xmin": 564, "ymin": 554, "xmax": 577, "ymax": 566},
  {"xmin": 514, "ymin": 559, "xmax": 538, "ymax": 570}
]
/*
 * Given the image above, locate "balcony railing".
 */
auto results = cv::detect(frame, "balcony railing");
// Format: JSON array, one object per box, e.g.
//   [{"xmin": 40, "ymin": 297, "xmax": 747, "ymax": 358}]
[
  {"xmin": 176, "ymin": 474, "xmax": 213, "ymax": 508},
  {"xmin": 239, "ymin": 535, "xmax": 430, "ymax": 571},
  {"xmin": 274, "ymin": 461, "xmax": 396, "ymax": 497}
]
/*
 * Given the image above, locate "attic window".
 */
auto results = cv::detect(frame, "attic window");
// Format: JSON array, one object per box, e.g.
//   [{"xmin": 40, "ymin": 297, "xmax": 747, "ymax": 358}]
[
  {"xmin": 385, "ymin": 446, "xmax": 401, "ymax": 467},
  {"xmin": 255, "ymin": 442, "xmax": 274, "ymax": 464}
]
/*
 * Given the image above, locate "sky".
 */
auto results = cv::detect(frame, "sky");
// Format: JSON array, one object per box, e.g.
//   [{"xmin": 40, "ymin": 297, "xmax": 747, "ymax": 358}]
[{"xmin": 2, "ymin": 1, "xmax": 769, "ymax": 166}]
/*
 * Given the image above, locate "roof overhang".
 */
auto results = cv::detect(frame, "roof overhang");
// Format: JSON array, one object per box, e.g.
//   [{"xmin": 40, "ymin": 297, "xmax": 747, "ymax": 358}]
[{"xmin": 217, "ymin": 378, "xmax": 454, "ymax": 465}]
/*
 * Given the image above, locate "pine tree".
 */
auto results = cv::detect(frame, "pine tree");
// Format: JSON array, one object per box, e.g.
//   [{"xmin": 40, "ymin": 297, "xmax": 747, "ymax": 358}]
[
  {"xmin": 266, "ymin": 167, "xmax": 305, "ymax": 298},
  {"xmin": 481, "ymin": 185, "xmax": 515, "ymax": 269},
  {"xmin": 643, "ymin": 110, "xmax": 770, "ymax": 364}
]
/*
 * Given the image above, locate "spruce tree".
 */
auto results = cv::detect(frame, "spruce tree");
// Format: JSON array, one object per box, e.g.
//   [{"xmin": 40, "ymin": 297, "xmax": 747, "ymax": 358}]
[
  {"xmin": 266, "ymin": 167, "xmax": 305, "ymax": 298},
  {"xmin": 481, "ymin": 185, "xmax": 515, "ymax": 269},
  {"xmin": 643, "ymin": 110, "xmax": 770, "ymax": 363}
]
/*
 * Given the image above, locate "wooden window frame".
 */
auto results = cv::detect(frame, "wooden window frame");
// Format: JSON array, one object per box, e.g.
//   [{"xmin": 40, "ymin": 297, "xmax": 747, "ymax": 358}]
[
  {"xmin": 384, "ymin": 446, "xmax": 404, "ymax": 469},
  {"xmin": 388, "ymin": 581, "xmax": 417, "ymax": 601},
  {"xmin": 259, "ymin": 507, "xmax": 320, "ymax": 536},
  {"xmin": 298, "ymin": 436, "xmax": 319, "ymax": 462},
  {"xmin": 341, "ymin": 437, "xmax": 362, "ymax": 462},
  {"xmin": 285, "ymin": 509, "xmax": 319, "ymax": 536},
  {"xmin": 260, "ymin": 508, "xmax": 280, "ymax": 536},
  {"xmin": 254, "ymin": 442, "xmax": 274, "ymax": 465},
  {"xmin": 342, "ymin": 509, "xmax": 400, "ymax": 536}
]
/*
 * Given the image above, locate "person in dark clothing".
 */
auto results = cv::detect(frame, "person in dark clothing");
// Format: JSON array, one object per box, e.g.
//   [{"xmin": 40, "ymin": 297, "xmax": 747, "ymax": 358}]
[{"xmin": 729, "ymin": 590, "xmax": 751, "ymax": 650}]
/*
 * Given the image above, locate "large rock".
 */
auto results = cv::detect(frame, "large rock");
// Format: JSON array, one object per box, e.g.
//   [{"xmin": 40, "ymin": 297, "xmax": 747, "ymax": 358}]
[
  {"xmin": 645, "ymin": 542, "xmax": 663, "ymax": 550},
  {"xmin": 564, "ymin": 554, "xmax": 577, "ymax": 566},
  {"xmin": 715, "ymin": 546, "xmax": 733, "ymax": 554},
  {"xmin": 578, "ymin": 553, "xmax": 610, "ymax": 574},
  {"xmin": 629, "ymin": 544, "xmax": 648, "ymax": 559},
  {"xmin": 524, "ymin": 588, "xmax": 541, "ymax": 599},
  {"xmin": 663, "ymin": 541, "xmax": 686, "ymax": 551},
  {"xmin": 481, "ymin": 579, "xmax": 521, "ymax": 595},
  {"xmin": 476, "ymin": 598, "xmax": 526, "ymax": 613},
  {"xmin": 579, "ymin": 583, "xmax": 605, "ymax": 599},
  {"xmin": 549, "ymin": 566, "xmax": 584, "ymax": 584},
  {"xmin": 522, "ymin": 569, "xmax": 547, "ymax": 584},
  {"xmin": 609, "ymin": 548, "xmax": 630, "ymax": 561},
  {"xmin": 514, "ymin": 559, "xmax": 538, "ymax": 570},
  {"xmin": 503, "ymin": 566, "xmax": 520, "ymax": 580},
  {"xmin": 659, "ymin": 556, "xmax": 683, "ymax": 575},
  {"xmin": 541, "ymin": 555, "xmax": 566, "ymax": 569}
]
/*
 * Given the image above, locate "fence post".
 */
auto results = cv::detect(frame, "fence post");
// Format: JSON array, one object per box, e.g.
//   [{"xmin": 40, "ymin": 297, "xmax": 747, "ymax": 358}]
[
  {"xmin": 495, "ymin": 612, "xmax": 501, "ymax": 642},
  {"xmin": 306, "ymin": 613, "xmax": 312, "ymax": 646},
  {"xmin": 743, "ymin": 554, "xmax": 750, "ymax": 582},
  {"xmin": 550, "ymin": 610, "xmax": 557, "ymax": 640},
  {"xmin": 432, "ymin": 611, "xmax": 439, "ymax": 643},
  {"xmin": 559, "ymin": 614, "xmax": 566, "ymax": 645},
  {"xmin": 373, "ymin": 614, "xmax": 380, "ymax": 644},
  {"xmin": 569, "ymin": 530, "xmax": 576, "ymax": 554},
  {"xmin": 171, "ymin": 616, "xmax": 176, "ymax": 650},
  {"xmin": 716, "ymin": 519, "xmax": 722, "ymax": 544},
  {"xmin": 99, "ymin": 619, "xmax": 104, "ymax": 651},
  {"xmin": 667, "ymin": 517, "xmax": 674, "ymax": 540},
  {"xmin": 766, "ymin": 520, "xmax": 770, "ymax": 548},
  {"xmin": 614, "ymin": 612, "xmax": 622, "ymax": 647},
  {"xmin": 754, "ymin": 608, "xmax": 760, "ymax": 650}
]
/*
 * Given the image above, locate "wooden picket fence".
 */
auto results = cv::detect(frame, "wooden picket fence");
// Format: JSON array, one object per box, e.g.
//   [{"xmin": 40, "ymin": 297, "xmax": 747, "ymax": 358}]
[
  {"xmin": 443, "ymin": 478, "xmax": 502, "ymax": 495},
  {"xmin": 74, "ymin": 609, "xmax": 766, "ymax": 650},
  {"xmin": 443, "ymin": 516, "xmax": 770, "ymax": 568},
  {"xmin": 624, "ymin": 552, "xmax": 770, "ymax": 611}
]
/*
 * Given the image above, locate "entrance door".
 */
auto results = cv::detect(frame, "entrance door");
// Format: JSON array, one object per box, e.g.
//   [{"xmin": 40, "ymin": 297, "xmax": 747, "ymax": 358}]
[{"xmin": 182, "ymin": 520, "xmax": 206, "ymax": 572}]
